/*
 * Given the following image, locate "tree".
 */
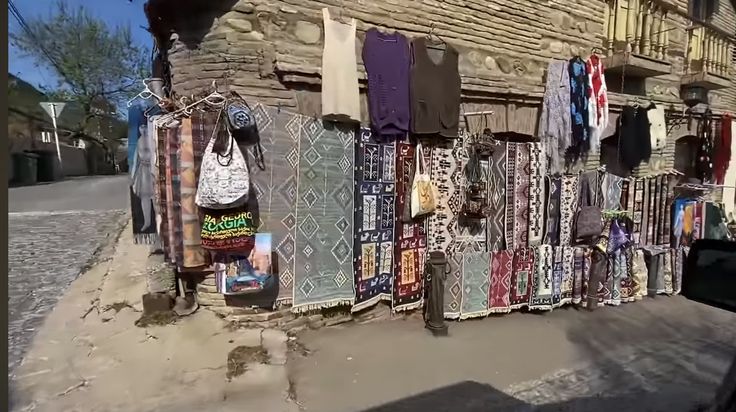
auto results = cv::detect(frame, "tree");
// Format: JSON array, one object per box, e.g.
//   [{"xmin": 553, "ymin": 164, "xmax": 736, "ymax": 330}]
[{"xmin": 10, "ymin": 0, "xmax": 149, "ymax": 145}]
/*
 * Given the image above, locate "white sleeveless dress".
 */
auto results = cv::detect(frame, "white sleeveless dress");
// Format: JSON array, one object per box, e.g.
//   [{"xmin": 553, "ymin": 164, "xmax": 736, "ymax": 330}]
[{"xmin": 321, "ymin": 8, "xmax": 360, "ymax": 123}]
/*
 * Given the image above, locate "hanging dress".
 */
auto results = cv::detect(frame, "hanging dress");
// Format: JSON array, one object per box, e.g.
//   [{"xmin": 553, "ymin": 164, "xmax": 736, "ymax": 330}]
[{"xmin": 321, "ymin": 8, "xmax": 360, "ymax": 122}]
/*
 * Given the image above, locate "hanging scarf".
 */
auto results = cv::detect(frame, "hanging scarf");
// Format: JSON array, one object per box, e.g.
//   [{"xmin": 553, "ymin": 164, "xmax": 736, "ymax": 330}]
[
  {"xmin": 696, "ymin": 112, "xmax": 715, "ymax": 183},
  {"xmin": 714, "ymin": 114, "xmax": 732, "ymax": 185},
  {"xmin": 567, "ymin": 56, "xmax": 590, "ymax": 166},
  {"xmin": 585, "ymin": 54, "xmax": 608, "ymax": 153}
]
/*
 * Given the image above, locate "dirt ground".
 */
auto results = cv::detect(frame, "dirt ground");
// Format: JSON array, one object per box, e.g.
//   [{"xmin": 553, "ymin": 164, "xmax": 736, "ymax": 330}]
[
  {"xmin": 288, "ymin": 297, "xmax": 736, "ymax": 412},
  {"xmin": 11, "ymin": 221, "xmax": 736, "ymax": 412}
]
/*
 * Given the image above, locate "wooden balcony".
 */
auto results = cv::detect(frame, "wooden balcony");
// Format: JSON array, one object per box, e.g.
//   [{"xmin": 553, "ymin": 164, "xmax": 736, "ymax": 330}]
[
  {"xmin": 603, "ymin": 0, "xmax": 672, "ymax": 77},
  {"xmin": 682, "ymin": 26, "xmax": 734, "ymax": 90}
]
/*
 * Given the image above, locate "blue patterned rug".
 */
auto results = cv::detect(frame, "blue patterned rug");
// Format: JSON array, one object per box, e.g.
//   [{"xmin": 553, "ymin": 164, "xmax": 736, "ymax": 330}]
[
  {"xmin": 291, "ymin": 118, "xmax": 356, "ymax": 313},
  {"xmin": 460, "ymin": 252, "xmax": 491, "ymax": 319},
  {"xmin": 248, "ymin": 104, "xmax": 301, "ymax": 305},
  {"xmin": 352, "ymin": 129, "xmax": 395, "ymax": 312}
]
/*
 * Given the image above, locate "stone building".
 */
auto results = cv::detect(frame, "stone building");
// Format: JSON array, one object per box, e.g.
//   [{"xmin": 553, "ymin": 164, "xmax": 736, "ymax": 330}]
[{"xmin": 144, "ymin": 0, "xmax": 735, "ymax": 177}]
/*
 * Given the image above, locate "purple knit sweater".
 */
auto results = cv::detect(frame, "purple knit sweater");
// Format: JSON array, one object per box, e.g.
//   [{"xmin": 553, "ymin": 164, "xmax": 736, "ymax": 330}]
[{"xmin": 362, "ymin": 28, "xmax": 411, "ymax": 136}]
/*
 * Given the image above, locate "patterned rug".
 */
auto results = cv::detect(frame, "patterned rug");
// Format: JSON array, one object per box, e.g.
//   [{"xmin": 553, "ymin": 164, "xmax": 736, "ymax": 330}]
[
  {"xmin": 631, "ymin": 248, "xmax": 648, "ymax": 299},
  {"xmin": 529, "ymin": 245, "xmax": 553, "ymax": 310},
  {"xmin": 179, "ymin": 118, "xmax": 208, "ymax": 269},
  {"xmin": 602, "ymin": 172, "xmax": 623, "ymax": 211},
  {"xmin": 167, "ymin": 126, "xmax": 184, "ymax": 266},
  {"xmin": 393, "ymin": 142, "xmax": 426, "ymax": 312},
  {"xmin": 488, "ymin": 143, "xmax": 508, "ymax": 251},
  {"xmin": 559, "ymin": 175, "xmax": 579, "ymax": 246},
  {"xmin": 291, "ymin": 117, "xmax": 355, "ymax": 312},
  {"xmin": 560, "ymin": 246, "xmax": 575, "ymax": 304},
  {"xmin": 156, "ymin": 126, "xmax": 170, "ymax": 263},
  {"xmin": 248, "ymin": 104, "xmax": 301, "ymax": 305},
  {"xmin": 581, "ymin": 247, "xmax": 592, "ymax": 305},
  {"xmin": 528, "ymin": 143, "xmax": 546, "ymax": 247},
  {"xmin": 427, "ymin": 139, "xmax": 458, "ymax": 255},
  {"xmin": 544, "ymin": 176, "xmax": 562, "ymax": 246},
  {"xmin": 631, "ymin": 178, "xmax": 645, "ymax": 245},
  {"xmin": 514, "ymin": 144, "xmax": 532, "ymax": 249},
  {"xmin": 610, "ymin": 249, "xmax": 625, "ymax": 305},
  {"xmin": 620, "ymin": 247, "xmax": 635, "ymax": 303},
  {"xmin": 352, "ymin": 129, "xmax": 395, "ymax": 312},
  {"xmin": 510, "ymin": 248, "xmax": 534, "ymax": 309},
  {"xmin": 572, "ymin": 247, "xmax": 585, "ymax": 304},
  {"xmin": 460, "ymin": 252, "xmax": 491, "ymax": 319},
  {"xmin": 551, "ymin": 246, "xmax": 565, "ymax": 307},
  {"xmin": 504, "ymin": 143, "xmax": 517, "ymax": 250},
  {"xmin": 488, "ymin": 249, "xmax": 513, "ymax": 313}
]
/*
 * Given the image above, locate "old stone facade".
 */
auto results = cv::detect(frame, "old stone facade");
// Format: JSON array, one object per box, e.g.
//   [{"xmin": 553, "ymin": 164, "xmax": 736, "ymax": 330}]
[
  {"xmin": 144, "ymin": 0, "xmax": 735, "ymax": 323},
  {"xmin": 147, "ymin": 0, "xmax": 735, "ymax": 178}
]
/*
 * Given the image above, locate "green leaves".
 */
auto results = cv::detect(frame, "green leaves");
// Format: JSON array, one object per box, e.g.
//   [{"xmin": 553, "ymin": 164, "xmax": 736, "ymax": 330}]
[{"xmin": 10, "ymin": 0, "xmax": 149, "ymax": 144}]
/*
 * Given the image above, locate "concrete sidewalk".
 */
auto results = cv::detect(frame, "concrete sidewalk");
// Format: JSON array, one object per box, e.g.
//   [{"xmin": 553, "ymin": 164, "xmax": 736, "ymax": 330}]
[
  {"xmin": 288, "ymin": 297, "xmax": 736, "ymax": 412},
  {"xmin": 10, "ymin": 222, "xmax": 297, "ymax": 412}
]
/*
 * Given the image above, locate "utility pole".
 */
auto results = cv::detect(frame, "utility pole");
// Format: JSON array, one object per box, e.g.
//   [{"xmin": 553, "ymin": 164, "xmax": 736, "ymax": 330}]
[{"xmin": 39, "ymin": 102, "xmax": 66, "ymax": 166}]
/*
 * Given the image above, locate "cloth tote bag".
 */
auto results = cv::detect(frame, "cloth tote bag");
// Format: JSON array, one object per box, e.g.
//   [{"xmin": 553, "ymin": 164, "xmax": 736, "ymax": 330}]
[
  {"xmin": 410, "ymin": 142, "xmax": 437, "ymax": 218},
  {"xmin": 195, "ymin": 129, "xmax": 250, "ymax": 209}
]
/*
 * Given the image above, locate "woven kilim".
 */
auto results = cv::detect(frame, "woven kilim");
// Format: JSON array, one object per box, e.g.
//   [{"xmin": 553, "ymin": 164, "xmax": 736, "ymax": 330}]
[
  {"xmin": 393, "ymin": 142, "xmax": 426, "ymax": 312},
  {"xmin": 551, "ymin": 246, "xmax": 564, "ymax": 307},
  {"xmin": 544, "ymin": 176, "xmax": 562, "ymax": 246},
  {"xmin": 168, "ymin": 126, "xmax": 184, "ymax": 266},
  {"xmin": 510, "ymin": 248, "xmax": 534, "ymax": 309},
  {"xmin": 620, "ymin": 247, "xmax": 636, "ymax": 303},
  {"xmin": 292, "ymin": 118, "xmax": 355, "ymax": 312},
  {"xmin": 487, "ymin": 143, "xmax": 508, "ymax": 251},
  {"xmin": 427, "ymin": 139, "xmax": 457, "ymax": 255},
  {"xmin": 352, "ymin": 128, "xmax": 395, "ymax": 312},
  {"xmin": 560, "ymin": 246, "xmax": 574, "ymax": 305},
  {"xmin": 460, "ymin": 252, "xmax": 491, "ymax": 319},
  {"xmin": 247, "ymin": 105, "xmax": 300, "ymax": 305},
  {"xmin": 505, "ymin": 143, "xmax": 518, "ymax": 250},
  {"xmin": 602, "ymin": 172, "xmax": 623, "ymax": 211},
  {"xmin": 528, "ymin": 143, "xmax": 546, "ymax": 247},
  {"xmin": 488, "ymin": 249, "xmax": 513, "ymax": 313},
  {"xmin": 572, "ymin": 246, "xmax": 585, "ymax": 304},
  {"xmin": 631, "ymin": 178, "xmax": 645, "ymax": 245},
  {"xmin": 529, "ymin": 245, "xmax": 553, "ymax": 310},
  {"xmin": 179, "ymin": 118, "xmax": 208, "ymax": 269},
  {"xmin": 513, "ymin": 143, "xmax": 532, "ymax": 249},
  {"xmin": 559, "ymin": 175, "xmax": 579, "ymax": 246}
]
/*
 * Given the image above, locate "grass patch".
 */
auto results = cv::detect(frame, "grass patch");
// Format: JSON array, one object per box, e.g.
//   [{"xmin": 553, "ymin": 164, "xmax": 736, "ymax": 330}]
[
  {"xmin": 134, "ymin": 310, "xmax": 178, "ymax": 328},
  {"xmin": 226, "ymin": 345, "xmax": 269, "ymax": 380}
]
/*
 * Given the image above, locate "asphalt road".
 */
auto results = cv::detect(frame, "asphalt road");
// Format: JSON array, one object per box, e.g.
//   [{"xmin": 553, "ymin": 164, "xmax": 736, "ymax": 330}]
[{"xmin": 8, "ymin": 175, "xmax": 130, "ymax": 376}]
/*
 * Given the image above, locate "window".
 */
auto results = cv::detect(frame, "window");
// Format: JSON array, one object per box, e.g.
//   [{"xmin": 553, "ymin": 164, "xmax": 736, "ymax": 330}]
[
  {"xmin": 689, "ymin": 0, "xmax": 720, "ymax": 21},
  {"xmin": 40, "ymin": 131, "xmax": 52, "ymax": 143}
]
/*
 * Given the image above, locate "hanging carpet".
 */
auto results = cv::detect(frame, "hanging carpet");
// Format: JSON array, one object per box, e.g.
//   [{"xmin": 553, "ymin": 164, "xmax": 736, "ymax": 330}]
[
  {"xmin": 247, "ymin": 104, "xmax": 301, "ymax": 305},
  {"xmin": 510, "ymin": 248, "xmax": 535, "ymax": 309},
  {"xmin": 544, "ymin": 176, "xmax": 562, "ymax": 246},
  {"xmin": 559, "ymin": 175, "xmax": 579, "ymax": 246},
  {"xmin": 460, "ymin": 252, "xmax": 491, "ymax": 319},
  {"xmin": 487, "ymin": 142, "xmax": 508, "ymax": 251},
  {"xmin": 291, "ymin": 117, "xmax": 356, "ymax": 312},
  {"xmin": 488, "ymin": 249, "xmax": 513, "ymax": 313},
  {"xmin": 551, "ymin": 246, "xmax": 564, "ymax": 307},
  {"xmin": 352, "ymin": 129, "xmax": 395, "ymax": 312},
  {"xmin": 528, "ymin": 143, "xmax": 546, "ymax": 247},
  {"xmin": 179, "ymin": 118, "xmax": 208, "ymax": 269},
  {"xmin": 393, "ymin": 142, "xmax": 426, "ymax": 312},
  {"xmin": 529, "ymin": 245, "xmax": 554, "ymax": 310}
]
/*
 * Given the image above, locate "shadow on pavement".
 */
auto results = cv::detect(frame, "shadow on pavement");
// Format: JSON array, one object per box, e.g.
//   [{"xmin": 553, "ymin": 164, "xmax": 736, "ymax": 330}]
[{"xmin": 359, "ymin": 380, "xmax": 715, "ymax": 412}]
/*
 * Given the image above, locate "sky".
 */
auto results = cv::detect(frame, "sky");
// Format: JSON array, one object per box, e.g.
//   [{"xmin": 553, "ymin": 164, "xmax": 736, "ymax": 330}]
[{"xmin": 8, "ymin": 0, "xmax": 152, "ymax": 91}]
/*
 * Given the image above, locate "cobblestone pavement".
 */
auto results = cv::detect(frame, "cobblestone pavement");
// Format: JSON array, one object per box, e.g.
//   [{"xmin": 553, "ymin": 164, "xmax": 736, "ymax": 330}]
[
  {"xmin": 8, "ymin": 210, "xmax": 128, "ymax": 375},
  {"xmin": 8, "ymin": 175, "xmax": 131, "ymax": 376}
]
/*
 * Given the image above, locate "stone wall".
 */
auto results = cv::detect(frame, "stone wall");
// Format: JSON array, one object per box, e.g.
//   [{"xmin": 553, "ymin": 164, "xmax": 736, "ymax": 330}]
[
  {"xmin": 155, "ymin": 0, "xmax": 735, "ymax": 178},
  {"xmin": 196, "ymin": 273, "xmax": 405, "ymax": 331}
]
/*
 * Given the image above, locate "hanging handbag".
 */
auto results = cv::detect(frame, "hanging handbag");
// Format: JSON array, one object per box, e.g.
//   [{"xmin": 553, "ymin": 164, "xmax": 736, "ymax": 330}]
[
  {"xmin": 200, "ymin": 206, "xmax": 257, "ymax": 251},
  {"xmin": 460, "ymin": 149, "xmax": 489, "ymax": 219},
  {"xmin": 401, "ymin": 157, "xmax": 416, "ymax": 223},
  {"xmin": 574, "ymin": 178, "xmax": 603, "ymax": 242},
  {"xmin": 223, "ymin": 91, "xmax": 266, "ymax": 171},
  {"xmin": 410, "ymin": 142, "xmax": 437, "ymax": 218},
  {"xmin": 195, "ymin": 125, "xmax": 251, "ymax": 209}
]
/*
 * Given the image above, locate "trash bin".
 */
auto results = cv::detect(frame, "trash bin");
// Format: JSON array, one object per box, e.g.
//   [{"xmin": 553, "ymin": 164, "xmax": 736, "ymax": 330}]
[
  {"xmin": 30, "ymin": 150, "xmax": 63, "ymax": 182},
  {"xmin": 12, "ymin": 152, "xmax": 39, "ymax": 186}
]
